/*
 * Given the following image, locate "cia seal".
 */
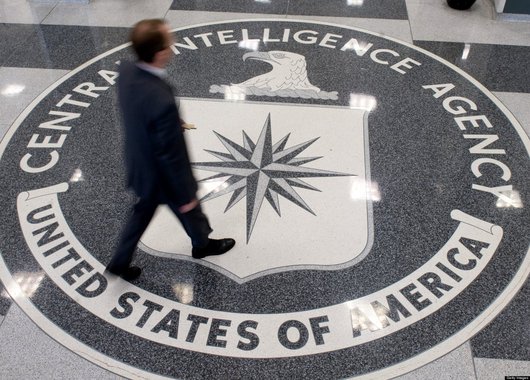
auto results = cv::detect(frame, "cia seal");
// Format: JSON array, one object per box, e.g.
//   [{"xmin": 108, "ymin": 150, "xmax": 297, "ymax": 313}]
[{"xmin": 0, "ymin": 20, "xmax": 528, "ymax": 379}]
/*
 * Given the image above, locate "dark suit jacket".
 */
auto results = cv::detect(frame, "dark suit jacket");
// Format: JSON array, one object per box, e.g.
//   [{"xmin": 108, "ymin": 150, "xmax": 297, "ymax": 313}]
[{"xmin": 118, "ymin": 61, "xmax": 197, "ymax": 206}]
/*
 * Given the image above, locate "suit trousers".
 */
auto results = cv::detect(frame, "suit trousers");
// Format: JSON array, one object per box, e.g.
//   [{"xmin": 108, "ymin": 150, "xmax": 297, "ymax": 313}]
[{"xmin": 107, "ymin": 196, "xmax": 212, "ymax": 274}]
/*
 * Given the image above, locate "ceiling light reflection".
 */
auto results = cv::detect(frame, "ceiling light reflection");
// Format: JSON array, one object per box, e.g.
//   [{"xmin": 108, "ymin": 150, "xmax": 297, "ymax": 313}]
[
  {"xmin": 173, "ymin": 283, "xmax": 194, "ymax": 304},
  {"xmin": 349, "ymin": 93, "xmax": 377, "ymax": 112},
  {"xmin": 199, "ymin": 178, "xmax": 229, "ymax": 194},
  {"xmin": 224, "ymin": 86, "xmax": 246, "ymax": 101},
  {"xmin": 1, "ymin": 84, "xmax": 25, "ymax": 96},
  {"xmin": 496, "ymin": 190, "xmax": 523, "ymax": 208},
  {"xmin": 350, "ymin": 178, "xmax": 381, "ymax": 202},
  {"xmin": 347, "ymin": 0, "xmax": 364, "ymax": 6},
  {"xmin": 461, "ymin": 43, "xmax": 471, "ymax": 60},
  {"xmin": 238, "ymin": 39, "xmax": 260, "ymax": 51},
  {"xmin": 349, "ymin": 302, "xmax": 388, "ymax": 333},
  {"xmin": 69, "ymin": 168, "xmax": 84, "ymax": 182},
  {"xmin": 7, "ymin": 272, "xmax": 45, "ymax": 299}
]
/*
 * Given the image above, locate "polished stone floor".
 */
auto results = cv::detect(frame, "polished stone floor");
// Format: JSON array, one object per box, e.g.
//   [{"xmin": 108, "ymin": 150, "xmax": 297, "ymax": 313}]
[{"xmin": 0, "ymin": 0, "xmax": 529, "ymax": 379}]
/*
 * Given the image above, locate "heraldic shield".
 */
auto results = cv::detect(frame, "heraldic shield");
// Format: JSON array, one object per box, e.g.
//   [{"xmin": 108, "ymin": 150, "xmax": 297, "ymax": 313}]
[{"xmin": 140, "ymin": 99, "xmax": 373, "ymax": 281}]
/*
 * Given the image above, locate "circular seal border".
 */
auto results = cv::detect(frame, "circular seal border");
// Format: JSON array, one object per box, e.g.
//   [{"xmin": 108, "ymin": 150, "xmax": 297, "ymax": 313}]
[{"xmin": 0, "ymin": 19, "xmax": 528, "ymax": 379}]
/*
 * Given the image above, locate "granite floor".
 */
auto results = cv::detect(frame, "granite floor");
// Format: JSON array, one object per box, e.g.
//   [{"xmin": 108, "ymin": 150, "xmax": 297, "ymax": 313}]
[{"xmin": 0, "ymin": 0, "xmax": 528, "ymax": 379}]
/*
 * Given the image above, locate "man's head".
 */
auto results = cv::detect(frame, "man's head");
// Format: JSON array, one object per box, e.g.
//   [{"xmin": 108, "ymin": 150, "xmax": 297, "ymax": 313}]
[{"xmin": 130, "ymin": 19, "xmax": 173, "ymax": 67}]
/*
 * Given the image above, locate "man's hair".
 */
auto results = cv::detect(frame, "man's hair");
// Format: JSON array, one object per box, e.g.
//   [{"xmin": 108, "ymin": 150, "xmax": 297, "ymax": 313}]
[{"xmin": 130, "ymin": 19, "xmax": 167, "ymax": 63}]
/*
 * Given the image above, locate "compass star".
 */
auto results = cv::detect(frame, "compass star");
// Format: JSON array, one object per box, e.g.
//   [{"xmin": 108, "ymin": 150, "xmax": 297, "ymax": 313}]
[{"xmin": 192, "ymin": 113, "xmax": 353, "ymax": 242}]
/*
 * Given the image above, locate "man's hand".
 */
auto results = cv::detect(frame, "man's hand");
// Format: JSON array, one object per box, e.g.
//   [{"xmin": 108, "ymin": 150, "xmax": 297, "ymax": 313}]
[
  {"xmin": 180, "ymin": 119, "xmax": 196, "ymax": 132},
  {"xmin": 178, "ymin": 198, "xmax": 199, "ymax": 213}
]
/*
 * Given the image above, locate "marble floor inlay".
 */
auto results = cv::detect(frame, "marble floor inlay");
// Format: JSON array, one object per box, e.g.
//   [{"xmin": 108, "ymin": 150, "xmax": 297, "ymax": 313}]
[{"xmin": 0, "ymin": 2, "xmax": 529, "ymax": 379}]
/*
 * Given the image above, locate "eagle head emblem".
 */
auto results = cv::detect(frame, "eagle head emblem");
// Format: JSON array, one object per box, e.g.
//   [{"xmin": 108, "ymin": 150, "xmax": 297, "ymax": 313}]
[{"xmin": 210, "ymin": 50, "xmax": 338, "ymax": 100}]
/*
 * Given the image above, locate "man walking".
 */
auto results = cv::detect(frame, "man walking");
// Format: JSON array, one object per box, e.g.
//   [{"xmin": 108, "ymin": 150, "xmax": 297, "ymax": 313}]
[{"xmin": 106, "ymin": 19, "xmax": 235, "ymax": 281}]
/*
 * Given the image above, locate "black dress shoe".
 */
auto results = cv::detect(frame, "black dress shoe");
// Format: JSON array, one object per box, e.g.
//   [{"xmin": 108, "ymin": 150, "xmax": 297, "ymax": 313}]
[
  {"xmin": 192, "ymin": 238, "xmax": 235, "ymax": 259},
  {"xmin": 447, "ymin": 0, "xmax": 476, "ymax": 10},
  {"xmin": 106, "ymin": 266, "xmax": 142, "ymax": 281}
]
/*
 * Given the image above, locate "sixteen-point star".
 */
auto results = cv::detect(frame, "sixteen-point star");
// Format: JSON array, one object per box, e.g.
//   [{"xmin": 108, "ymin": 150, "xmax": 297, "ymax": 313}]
[{"xmin": 192, "ymin": 114, "xmax": 354, "ymax": 242}]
